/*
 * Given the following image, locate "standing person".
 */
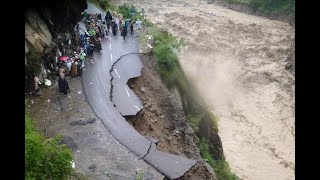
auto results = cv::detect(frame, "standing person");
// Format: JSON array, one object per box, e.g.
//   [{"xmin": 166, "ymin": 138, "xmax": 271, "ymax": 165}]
[
  {"xmin": 75, "ymin": 33, "xmax": 80, "ymax": 46},
  {"xmin": 119, "ymin": 17, "xmax": 123, "ymax": 32},
  {"xmin": 111, "ymin": 19, "xmax": 118, "ymax": 35},
  {"xmin": 58, "ymin": 43, "xmax": 63, "ymax": 56},
  {"xmin": 83, "ymin": 11, "xmax": 89, "ymax": 20},
  {"xmin": 105, "ymin": 10, "xmax": 112, "ymax": 31},
  {"xmin": 84, "ymin": 40, "xmax": 90, "ymax": 55},
  {"xmin": 66, "ymin": 60, "xmax": 72, "ymax": 75},
  {"xmin": 80, "ymin": 32, "xmax": 85, "ymax": 45},
  {"xmin": 97, "ymin": 24, "xmax": 102, "ymax": 38},
  {"xmin": 74, "ymin": 61, "xmax": 79, "ymax": 76},
  {"xmin": 130, "ymin": 21, "xmax": 134, "ymax": 34},
  {"xmin": 79, "ymin": 49, "xmax": 86, "ymax": 67},
  {"xmin": 58, "ymin": 77, "xmax": 70, "ymax": 94},
  {"xmin": 76, "ymin": 23, "xmax": 80, "ymax": 33},
  {"xmin": 121, "ymin": 24, "xmax": 127, "ymax": 40},
  {"xmin": 95, "ymin": 27, "xmax": 100, "ymax": 39},
  {"xmin": 76, "ymin": 59, "xmax": 82, "ymax": 77},
  {"xmin": 94, "ymin": 37, "xmax": 102, "ymax": 52},
  {"xmin": 71, "ymin": 60, "xmax": 77, "ymax": 77},
  {"xmin": 88, "ymin": 41, "xmax": 95, "ymax": 58},
  {"xmin": 136, "ymin": 19, "xmax": 141, "ymax": 30},
  {"xmin": 100, "ymin": 24, "xmax": 105, "ymax": 39},
  {"xmin": 101, "ymin": 12, "xmax": 105, "ymax": 23},
  {"xmin": 59, "ymin": 66, "xmax": 66, "ymax": 79},
  {"xmin": 34, "ymin": 75, "xmax": 42, "ymax": 96},
  {"xmin": 125, "ymin": 19, "xmax": 130, "ymax": 27}
]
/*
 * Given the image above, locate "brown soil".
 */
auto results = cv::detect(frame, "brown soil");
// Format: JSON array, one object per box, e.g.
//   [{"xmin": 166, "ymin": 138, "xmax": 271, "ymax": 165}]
[{"xmin": 126, "ymin": 53, "xmax": 217, "ymax": 179}]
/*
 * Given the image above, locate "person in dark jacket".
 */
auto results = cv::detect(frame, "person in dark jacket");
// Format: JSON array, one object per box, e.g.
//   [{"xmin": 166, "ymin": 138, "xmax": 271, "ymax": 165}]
[
  {"xmin": 76, "ymin": 60, "xmax": 82, "ymax": 77},
  {"xmin": 58, "ymin": 77, "xmax": 70, "ymax": 94},
  {"xmin": 130, "ymin": 21, "xmax": 134, "ymax": 34},
  {"xmin": 111, "ymin": 20, "xmax": 118, "ymax": 35},
  {"xmin": 105, "ymin": 11, "xmax": 112, "ymax": 31},
  {"xmin": 121, "ymin": 25, "xmax": 127, "ymax": 40}
]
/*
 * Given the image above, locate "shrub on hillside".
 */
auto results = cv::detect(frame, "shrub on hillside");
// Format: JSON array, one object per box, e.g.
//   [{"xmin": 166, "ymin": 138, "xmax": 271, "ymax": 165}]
[{"xmin": 25, "ymin": 106, "xmax": 73, "ymax": 179}]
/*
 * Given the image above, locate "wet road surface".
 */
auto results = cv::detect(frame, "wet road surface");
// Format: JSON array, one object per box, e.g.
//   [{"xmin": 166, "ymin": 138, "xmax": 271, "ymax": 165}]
[{"xmin": 81, "ymin": 3, "xmax": 197, "ymax": 179}]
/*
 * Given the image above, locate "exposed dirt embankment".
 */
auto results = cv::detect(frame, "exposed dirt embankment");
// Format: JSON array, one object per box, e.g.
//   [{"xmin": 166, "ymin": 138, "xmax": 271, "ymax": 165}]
[
  {"xmin": 115, "ymin": 0, "xmax": 295, "ymax": 179},
  {"xmin": 126, "ymin": 54, "xmax": 217, "ymax": 179}
]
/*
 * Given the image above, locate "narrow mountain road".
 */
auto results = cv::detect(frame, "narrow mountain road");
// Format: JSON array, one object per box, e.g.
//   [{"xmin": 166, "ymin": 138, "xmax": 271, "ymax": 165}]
[{"xmin": 80, "ymin": 3, "xmax": 197, "ymax": 179}]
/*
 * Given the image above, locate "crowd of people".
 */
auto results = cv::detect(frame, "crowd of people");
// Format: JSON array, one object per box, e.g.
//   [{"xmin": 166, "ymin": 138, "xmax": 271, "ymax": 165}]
[
  {"xmin": 56, "ymin": 11, "xmax": 113, "ymax": 94},
  {"xmin": 33, "ymin": 9, "xmax": 143, "ymax": 96}
]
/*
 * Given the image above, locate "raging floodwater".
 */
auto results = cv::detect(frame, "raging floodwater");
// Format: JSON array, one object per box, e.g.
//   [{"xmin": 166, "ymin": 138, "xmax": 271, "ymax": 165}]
[{"xmin": 114, "ymin": 0, "xmax": 295, "ymax": 179}]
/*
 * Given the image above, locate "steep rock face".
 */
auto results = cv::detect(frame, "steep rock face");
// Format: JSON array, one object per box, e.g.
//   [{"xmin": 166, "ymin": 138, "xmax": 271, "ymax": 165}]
[
  {"xmin": 25, "ymin": 0, "xmax": 87, "ymax": 91},
  {"xmin": 25, "ymin": 41, "xmax": 29, "ymax": 65},
  {"xmin": 25, "ymin": 0, "xmax": 87, "ymax": 54},
  {"xmin": 25, "ymin": 9, "xmax": 52, "ymax": 53}
]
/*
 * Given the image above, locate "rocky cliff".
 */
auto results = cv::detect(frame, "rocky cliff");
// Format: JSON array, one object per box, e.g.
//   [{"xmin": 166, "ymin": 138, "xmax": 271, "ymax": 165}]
[
  {"xmin": 25, "ymin": 0, "xmax": 87, "ymax": 53},
  {"xmin": 25, "ymin": 0, "xmax": 87, "ymax": 91}
]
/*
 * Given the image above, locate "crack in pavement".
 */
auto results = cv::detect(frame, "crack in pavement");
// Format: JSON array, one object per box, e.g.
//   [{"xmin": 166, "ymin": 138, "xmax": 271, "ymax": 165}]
[
  {"xmin": 140, "ymin": 139, "xmax": 153, "ymax": 160},
  {"xmin": 109, "ymin": 52, "xmax": 147, "ymax": 102},
  {"xmin": 108, "ymin": 52, "xmax": 155, "ymax": 159},
  {"xmin": 107, "ymin": 52, "xmax": 198, "ymax": 179}
]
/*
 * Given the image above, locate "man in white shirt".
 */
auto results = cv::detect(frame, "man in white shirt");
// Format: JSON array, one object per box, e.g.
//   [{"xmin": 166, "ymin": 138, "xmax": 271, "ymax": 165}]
[{"xmin": 136, "ymin": 19, "xmax": 141, "ymax": 30}]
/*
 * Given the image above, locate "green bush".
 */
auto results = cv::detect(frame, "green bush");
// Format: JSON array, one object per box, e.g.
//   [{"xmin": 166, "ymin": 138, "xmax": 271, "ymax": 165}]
[
  {"xmin": 132, "ymin": 13, "xmax": 144, "ymax": 21},
  {"xmin": 143, "ymin": 18, "xmax": 154, "ymax": 27},
  {"xmin": 118, "ymin": 3, "xmax": 137, "ymax": 19},
  {"xmin": 25, "ymin": 49, "xmax": 42, "ymax": 76},
  {"xmin": 198, "ymin": 139, "xmax": 238, "ymax": 180},
  {"xmin": 187, "ymin": 115, "xmax": 200, "ymax": 133},
  {"xmin": 25, "ymin": 104, "xmax": 73, "ymax": 179}
]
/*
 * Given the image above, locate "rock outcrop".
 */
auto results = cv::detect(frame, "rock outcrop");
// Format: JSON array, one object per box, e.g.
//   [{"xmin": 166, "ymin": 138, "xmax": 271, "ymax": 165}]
[
  {"xmin": 25, "ymin": 9, "xmax": 52, "ymax": 53},
  {"xmin": 25, "ymin": 0, "xmax": 87, "ymax": 91},
  {"xmin": 25, "ymin": 0, "xmax": 87, "ymax": 54}
]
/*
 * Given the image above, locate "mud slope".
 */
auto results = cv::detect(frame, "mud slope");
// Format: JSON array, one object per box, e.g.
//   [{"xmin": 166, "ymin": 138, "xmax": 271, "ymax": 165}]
[{"xmin": 114, "ymin": 0, "xmax": 295, "ymax": 179}]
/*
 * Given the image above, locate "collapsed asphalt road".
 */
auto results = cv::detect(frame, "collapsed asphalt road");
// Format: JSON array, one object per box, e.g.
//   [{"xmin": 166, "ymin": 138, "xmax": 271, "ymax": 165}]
[
  {"xmin": 80, "ymin": 2, "xmax": 197, "ymax": 179},
  {"xmin": 110, "ymin": 52, "xmax": 144, "ymax": 116}
]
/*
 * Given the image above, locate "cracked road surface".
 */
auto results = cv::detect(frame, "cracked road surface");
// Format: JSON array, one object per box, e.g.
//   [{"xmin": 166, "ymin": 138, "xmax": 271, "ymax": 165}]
[
  {"xmin": 80, "ymin": 2, "xmax": 197, "ymax": 179},
  {"xmin": 111, "ymin": 53, "xmax": 144, "ymax": 116}
]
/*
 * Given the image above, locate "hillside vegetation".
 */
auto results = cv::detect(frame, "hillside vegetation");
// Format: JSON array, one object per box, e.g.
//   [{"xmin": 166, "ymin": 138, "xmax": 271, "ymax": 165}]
[{"xmin": 25, "ymin": 101, "xmax": 73, "ymax": 180}]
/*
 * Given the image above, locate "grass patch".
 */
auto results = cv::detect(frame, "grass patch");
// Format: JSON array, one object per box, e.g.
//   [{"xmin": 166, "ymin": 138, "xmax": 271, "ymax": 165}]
[
  {"xmin": 198, "ymin": 139, "xmax": 238, "ymax": 180},
  {"xmin": 187, "ymin": 115, "xmax": 200, "ymax": 133},
  {"xmin": 135, "ymin": 172, "xmax": 144, "ymax": 180},
  {"xmin": 25, "ymin": 100, "xmax": 73, "ymax": 180}
]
